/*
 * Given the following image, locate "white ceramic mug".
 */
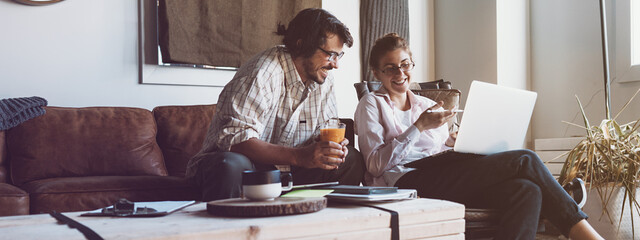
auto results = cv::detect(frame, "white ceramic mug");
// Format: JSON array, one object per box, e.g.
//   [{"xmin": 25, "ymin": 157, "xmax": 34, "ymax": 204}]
[{"xmin": 242, "ymin": 170, "xmax": 293, "ymax": 201}]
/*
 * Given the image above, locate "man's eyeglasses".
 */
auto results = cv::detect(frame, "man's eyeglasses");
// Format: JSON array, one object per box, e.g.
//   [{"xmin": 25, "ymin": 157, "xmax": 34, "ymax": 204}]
[
  {"xmin": 379, "ymin": 62, "xmax": 415, "ymax": 76},
  {"xmin": 317, "ymin": 47, "xmax": 344, "ymax": 62}
]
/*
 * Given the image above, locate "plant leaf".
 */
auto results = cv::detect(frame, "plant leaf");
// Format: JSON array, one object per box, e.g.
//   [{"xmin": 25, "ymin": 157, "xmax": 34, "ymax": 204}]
[
  {"xmin": 613, "ymin": 88, "xmax": 640, "ymax": 121},
  {"xmin": 576, "ymin": 95, "xmax": 593, "ymax": 137}
]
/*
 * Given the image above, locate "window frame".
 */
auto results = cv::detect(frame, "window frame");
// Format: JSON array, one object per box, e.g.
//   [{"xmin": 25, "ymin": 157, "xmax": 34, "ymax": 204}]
[{"xmin": 615, "ymin": 0, "xmax": 640, "ymax": 82}]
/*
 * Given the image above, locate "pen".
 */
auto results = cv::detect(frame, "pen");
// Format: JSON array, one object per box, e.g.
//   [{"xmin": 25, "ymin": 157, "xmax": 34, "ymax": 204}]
[{"xmin": 427, "ymin": 109, "xmax": 464, "ymax": 113}]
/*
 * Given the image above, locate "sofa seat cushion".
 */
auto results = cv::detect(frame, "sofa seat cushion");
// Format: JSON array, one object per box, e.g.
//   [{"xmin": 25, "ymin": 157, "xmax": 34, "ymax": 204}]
[
  {"xmin": 21, "ymin": 176, "xmax": 199, "ymax": 214},
  {"xmin": 0, "ymin": 183, "xmax": 29, "ymax": 216},
  {"xmin": 7, "ymin": 107, "xmax": 168, "ymax": 186}
]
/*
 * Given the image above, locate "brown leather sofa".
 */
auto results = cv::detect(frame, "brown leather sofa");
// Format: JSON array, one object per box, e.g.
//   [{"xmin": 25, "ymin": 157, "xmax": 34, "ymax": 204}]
[{"xmin": 0, "ymin": 104, "xmax": 216, "ymax": 216}]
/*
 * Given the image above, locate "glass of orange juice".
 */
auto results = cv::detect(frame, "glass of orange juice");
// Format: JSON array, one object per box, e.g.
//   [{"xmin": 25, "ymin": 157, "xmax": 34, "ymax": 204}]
[{"xmin": 320, "ymin": 118, "xmax": 346, "ymax": 145}]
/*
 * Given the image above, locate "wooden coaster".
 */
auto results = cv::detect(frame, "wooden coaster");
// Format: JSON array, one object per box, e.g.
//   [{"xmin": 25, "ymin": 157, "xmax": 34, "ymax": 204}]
[{"xmin": 207, "ymin": 197, "xmax": 327, "ymax": 217}]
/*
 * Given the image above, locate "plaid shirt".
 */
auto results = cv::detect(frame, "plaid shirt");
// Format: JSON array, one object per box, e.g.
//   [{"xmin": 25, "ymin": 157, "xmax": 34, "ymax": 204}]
[{"xmin": 190, "ymin": 46, "xmax": 338, "ymax": 172}]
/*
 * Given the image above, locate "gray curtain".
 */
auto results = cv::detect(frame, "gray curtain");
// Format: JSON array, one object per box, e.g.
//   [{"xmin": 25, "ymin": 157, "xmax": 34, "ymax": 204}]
[{"xmin": 360, "ymin": 0, "xmax": 410, "ymax": 83}]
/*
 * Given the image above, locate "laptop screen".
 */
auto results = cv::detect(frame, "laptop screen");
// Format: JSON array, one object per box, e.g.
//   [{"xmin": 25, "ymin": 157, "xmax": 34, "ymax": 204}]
[{"xmin": 453, "ymin": 81, "xmax": 537, "ymax": 155}]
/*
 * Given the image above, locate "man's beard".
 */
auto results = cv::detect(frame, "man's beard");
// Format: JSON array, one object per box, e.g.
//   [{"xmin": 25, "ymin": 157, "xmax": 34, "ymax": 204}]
[{"xmin": 302, "ymin": 59, "xmax": 329, "ymax": 85}]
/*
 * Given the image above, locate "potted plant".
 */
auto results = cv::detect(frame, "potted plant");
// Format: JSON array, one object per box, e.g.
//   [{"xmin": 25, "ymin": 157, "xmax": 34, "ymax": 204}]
[{"xmin": 559, "ymin": 90, "xmax": 640, "ymax": 239}]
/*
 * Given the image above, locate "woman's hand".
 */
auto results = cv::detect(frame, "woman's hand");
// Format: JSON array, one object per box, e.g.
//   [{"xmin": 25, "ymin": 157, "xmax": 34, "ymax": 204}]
[{"xmin": 414, "ymin": 101, "xmax": 457, "ymax": 132}]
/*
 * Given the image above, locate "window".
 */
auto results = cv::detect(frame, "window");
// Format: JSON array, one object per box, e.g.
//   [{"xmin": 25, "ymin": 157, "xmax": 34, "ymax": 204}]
[
  {"xmin": 632, "ymin": 0, "xmax": 640, "ymax": 65},
  {"xmin": 615, "ymin": 0, "xmax": 640, "ymax": 82}
]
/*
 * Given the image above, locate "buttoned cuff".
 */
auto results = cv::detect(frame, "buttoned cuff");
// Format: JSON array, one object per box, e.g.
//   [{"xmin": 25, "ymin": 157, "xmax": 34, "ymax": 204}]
[{"xmin": 397, "ymin": 125, "xmax": 422, "ymax": 143}]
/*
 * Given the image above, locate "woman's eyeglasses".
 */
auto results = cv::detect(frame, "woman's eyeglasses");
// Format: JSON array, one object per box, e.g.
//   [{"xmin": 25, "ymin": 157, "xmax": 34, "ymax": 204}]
[
  {"xmin": 379, "ymin": 62, "xmax": 415, "ymax": 76},
  {"xmin": 317, "ymin": 47, "xmax": 344, "ymax": 62}
]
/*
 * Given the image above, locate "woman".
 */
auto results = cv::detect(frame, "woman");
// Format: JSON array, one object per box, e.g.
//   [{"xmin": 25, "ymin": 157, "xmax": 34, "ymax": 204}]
[{"xmin": 354, "ymin": 33, "xmax": 602, "ymax": 240}]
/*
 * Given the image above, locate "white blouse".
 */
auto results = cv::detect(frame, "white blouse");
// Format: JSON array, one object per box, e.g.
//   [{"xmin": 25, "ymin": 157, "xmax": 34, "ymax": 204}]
[{"xmin": 354, "ymin": 88, "xmax": 451, "ymax": 186}]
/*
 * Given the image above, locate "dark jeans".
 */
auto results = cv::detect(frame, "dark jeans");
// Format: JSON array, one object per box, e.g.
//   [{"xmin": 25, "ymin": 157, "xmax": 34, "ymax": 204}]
[
  {"xmin": 188, "ymin": 145, "xmax": 365, "ymax": 202},
  {"xmin": 394, "ymin": 149, "xmax": 587, "ymax": 240}
]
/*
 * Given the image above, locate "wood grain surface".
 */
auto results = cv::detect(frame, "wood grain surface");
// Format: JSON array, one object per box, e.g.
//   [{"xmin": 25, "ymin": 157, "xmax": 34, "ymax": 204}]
[{"xmin": 207, "ymin": 197, "xmax": 327, "ymax": 217}]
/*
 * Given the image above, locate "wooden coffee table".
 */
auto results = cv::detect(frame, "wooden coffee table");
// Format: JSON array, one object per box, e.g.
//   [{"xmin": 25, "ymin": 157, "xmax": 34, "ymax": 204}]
[{"xmin": 0, "ymin": 198, "xmax": 465, "ymax": 239}]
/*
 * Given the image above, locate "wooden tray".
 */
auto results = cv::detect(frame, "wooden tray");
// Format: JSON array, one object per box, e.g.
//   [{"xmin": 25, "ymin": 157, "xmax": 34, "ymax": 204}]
[{"xmin": 207, "ymin": 197, "xmax": 326, "ymax": 217}]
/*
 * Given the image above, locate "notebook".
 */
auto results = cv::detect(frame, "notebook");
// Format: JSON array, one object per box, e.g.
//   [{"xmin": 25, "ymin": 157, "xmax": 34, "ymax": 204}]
[
  {"xmin": 313, "ymin": 185, "xmax": 398, "ymax": 195},
  {"xmin": 453, "ymin": 81, "xmax": 537, "ymax": 155},
  {"xmin": 325, "ymin": 189, "xmax": 418, "ymax": 203}
]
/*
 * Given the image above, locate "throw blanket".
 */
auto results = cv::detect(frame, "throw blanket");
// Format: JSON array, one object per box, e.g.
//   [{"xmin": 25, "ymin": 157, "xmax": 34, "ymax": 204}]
[{"xmin": 0, "ymin": 96, "xmax": 48, "ymax": 131}]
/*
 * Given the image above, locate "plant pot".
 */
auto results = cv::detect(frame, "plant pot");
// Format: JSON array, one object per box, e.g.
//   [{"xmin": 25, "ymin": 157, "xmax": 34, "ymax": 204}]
[{"xmin": 582, "ymin": 186, "xmax": 640, "ymax": 240}]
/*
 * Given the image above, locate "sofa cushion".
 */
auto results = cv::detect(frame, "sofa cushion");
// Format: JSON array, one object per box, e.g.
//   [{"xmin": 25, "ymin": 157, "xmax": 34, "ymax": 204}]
[
  {"xmin": 7, "ymin": 107, "xmax": 168, "ymax": 186},
  {"xmin": 0, "ymin": 183, "xmax": 29, "ymax": 216},
  {"xmin": 21, "ymin": 176, "xmax": 199, "ymax": 214},
  {"xmin": 0, "ymin": 131, "xmax": 6, "ymax": 183},
  {"xmin": 153, "ymin": 104, "xmax": 216, "ymax": 177}
]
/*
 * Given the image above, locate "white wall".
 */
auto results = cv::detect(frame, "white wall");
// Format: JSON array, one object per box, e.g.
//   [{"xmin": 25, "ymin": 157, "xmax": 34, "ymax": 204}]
[
  {"xmin": 497, "ymin": 0, "xmax": 529, "ymax": 90},
  {"xmin": 434, "ymin": 0, "xmax": 497, "ymax": 106},
  {"xmin": 0, "ymin": 0, "xmax": 222, "ymax": 109},
  {"xmin": 531, "ymin": 0, "xmax": 640, "ymax": 139},
  {"xmin": 0, "ymin": 0, "xmax": 363, "ymax": 118},
  {"xmin": 321, "ymin": 0, "xmax": 361, "ymax": 118},
  {"xmin": 433, "ymin": 0, "xmax": 640, "ymax": 141},
  {"xmin": 409, "ymin": 0, "xmax": 435, "ymax": 83}
]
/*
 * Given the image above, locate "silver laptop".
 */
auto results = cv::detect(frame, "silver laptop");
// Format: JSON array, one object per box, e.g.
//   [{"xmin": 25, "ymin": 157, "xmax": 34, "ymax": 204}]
[{"xmin": 453, "ymin": 81, "xmax": 537, "ymax": 155}]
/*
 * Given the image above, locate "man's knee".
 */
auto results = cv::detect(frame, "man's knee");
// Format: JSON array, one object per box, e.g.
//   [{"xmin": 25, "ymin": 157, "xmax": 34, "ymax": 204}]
[
  {"xmin": 193, "ymin": 151, "xmax": 255, "ymax": 201},
  {"xmin": 195, "ymin": 152, "xmax": 253, "ymax": 173},
  {"xmin": 217, "ymin": 152, "xmax": 254, "ymax": 172}
]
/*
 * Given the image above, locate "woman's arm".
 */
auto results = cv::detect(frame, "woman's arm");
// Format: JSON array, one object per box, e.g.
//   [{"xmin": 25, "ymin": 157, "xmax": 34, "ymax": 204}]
[{"xmin": 354, "ymin": 95, "xmax": 421, "ymax": 177}]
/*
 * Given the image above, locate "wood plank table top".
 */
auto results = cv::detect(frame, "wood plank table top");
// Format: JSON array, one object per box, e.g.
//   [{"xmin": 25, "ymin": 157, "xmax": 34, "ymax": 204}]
[{"xmin": 0, "ymin": 198, "xmax": 465, "ymax": 240}]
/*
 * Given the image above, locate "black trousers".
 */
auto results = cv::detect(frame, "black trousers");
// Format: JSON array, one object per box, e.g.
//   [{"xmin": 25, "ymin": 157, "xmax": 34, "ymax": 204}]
[
  {"xmin": 394, "ymin": 149, "xmax": 587, "ymax": 240},
  {"xmin": 188, "ymin": 145, "xmax": 365, "ymax": 202}
]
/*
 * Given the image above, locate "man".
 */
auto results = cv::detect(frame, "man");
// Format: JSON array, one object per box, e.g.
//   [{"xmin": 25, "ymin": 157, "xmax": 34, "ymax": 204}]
[{"xmin": 186, "ymin": 8, "xmax": 365, "ymax": 201}]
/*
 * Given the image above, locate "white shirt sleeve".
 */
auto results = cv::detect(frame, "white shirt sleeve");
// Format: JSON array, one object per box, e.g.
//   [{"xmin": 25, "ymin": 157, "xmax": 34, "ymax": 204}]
[{"xmin": 355, "ymin": 95, "xmax": 423, "ymax": 177}]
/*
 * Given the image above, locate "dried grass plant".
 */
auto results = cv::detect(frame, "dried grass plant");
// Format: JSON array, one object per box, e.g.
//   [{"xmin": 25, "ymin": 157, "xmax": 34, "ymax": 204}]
[{"xmin": 558, "ymin": 88, "xmax": 640, "ymax": 237}]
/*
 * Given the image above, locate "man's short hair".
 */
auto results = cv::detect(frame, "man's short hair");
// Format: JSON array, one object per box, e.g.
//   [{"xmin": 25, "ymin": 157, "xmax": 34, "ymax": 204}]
[{"xmin": 276, "ymin": 8, "xmax": 353, "ymax": 58}]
